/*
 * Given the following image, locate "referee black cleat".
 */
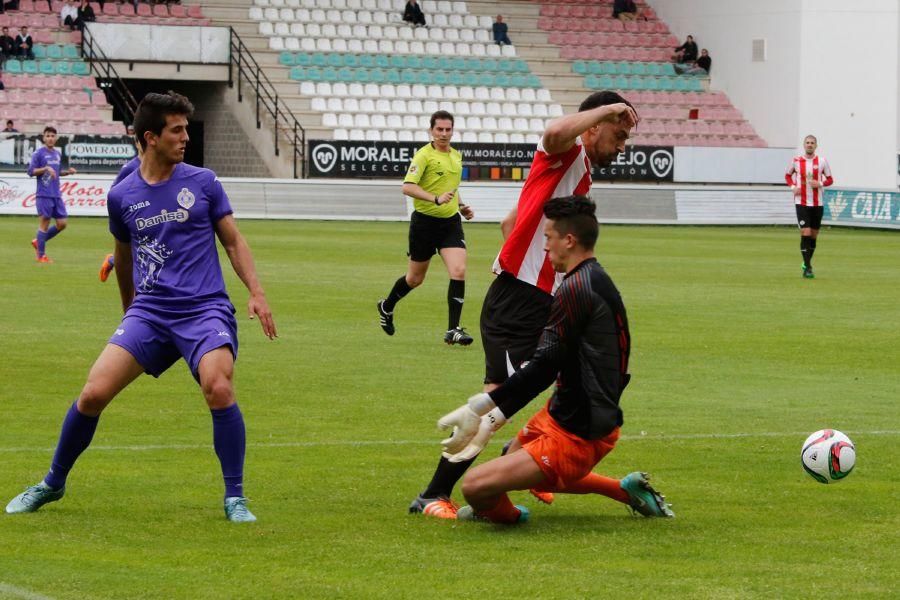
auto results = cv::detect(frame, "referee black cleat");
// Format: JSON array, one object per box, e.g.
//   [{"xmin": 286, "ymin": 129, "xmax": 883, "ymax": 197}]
[
  {"xmin": 444, "ymin": 327, "xmax": 473, "ymax": 346},
  {"xmin": 377, "ymin": 300, "xmax": 395, "ymax": 335}
]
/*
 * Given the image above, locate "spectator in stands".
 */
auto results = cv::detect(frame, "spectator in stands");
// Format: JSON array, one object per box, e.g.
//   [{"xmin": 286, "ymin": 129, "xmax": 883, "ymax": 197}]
[
  {"xmin": 3, "ymin": 120, "xmax": 17, "ymax": 132},
  {"xmin": 672, "ymin": 35, "xmax": 698, "ymax": 63},
  {"xmin": 492, "ymin": 15, "xmax": 511, "ymax": 45},
  {"xmin": 0, "ymin": 27, "xmax": 15, "ymax": 60},
  {"xmin": 403, "ymin": 0, "xmax": 426, "ymax": 27},
  {"xmin": 77, "ymin": 0, "xmax": 96, "ymax": 30},
  {"xmin": 61, "ymin": 0, "xmax": 80, "ymax": 31},
  {"xmin": 612, "ymin": 0, "xmax": 643, "ymax": 21},
  {"xmin": 674, "ymin": 48, "xmax": 711, "ymax": 75},
  {"xmin": 2, "ymin": 0, "xmax": 20, "ymax": 13},
  {"xmin": 0, "ymin": 74, "xmax": 5, "ymax": 91},
  {"xmin": 15, "ymin": 26, "xmax": 34, "ymax": 60}
]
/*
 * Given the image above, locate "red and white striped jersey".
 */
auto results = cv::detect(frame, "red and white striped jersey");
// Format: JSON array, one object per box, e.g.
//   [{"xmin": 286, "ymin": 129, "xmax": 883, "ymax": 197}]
[
  {"xmin": 785, "ymin": 155, "xmax": 833, "ymax": 207},
  {"xmin": 493, "ymin": 137, "xmax": 592, "ymax": 294}
]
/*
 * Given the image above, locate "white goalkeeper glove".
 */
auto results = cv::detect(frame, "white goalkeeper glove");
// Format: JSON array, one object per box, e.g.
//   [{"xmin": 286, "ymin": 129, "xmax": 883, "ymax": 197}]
[
  {"xmin": 438, "ymin": 392, "xmax": 499, "ymax": 455},
  {"xmin": 445, "ymin": 407, "xmax": 507, "ymax": 463}
]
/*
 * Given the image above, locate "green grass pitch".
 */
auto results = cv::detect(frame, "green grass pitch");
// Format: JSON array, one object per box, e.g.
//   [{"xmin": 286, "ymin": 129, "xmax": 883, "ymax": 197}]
[{"xmin": 0, "ymin": 215, "xmax": 897, "ymax": 599}]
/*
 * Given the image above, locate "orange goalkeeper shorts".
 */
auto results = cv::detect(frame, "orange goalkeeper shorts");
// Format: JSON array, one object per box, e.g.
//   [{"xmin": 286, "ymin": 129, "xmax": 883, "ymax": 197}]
[{"xmin": 517, "ymin": 403, "xmax": 620, "ymax": 489}]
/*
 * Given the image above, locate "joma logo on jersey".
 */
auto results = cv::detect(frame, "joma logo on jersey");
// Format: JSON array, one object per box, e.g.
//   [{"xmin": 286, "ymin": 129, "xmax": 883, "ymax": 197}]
[
  {"xmin": 135, "ymin": 208, "xmax": 189, "ymax": 230},
  {"xmin": 127, "ymin": 201, "xmax": 150, "ymax": 214}
]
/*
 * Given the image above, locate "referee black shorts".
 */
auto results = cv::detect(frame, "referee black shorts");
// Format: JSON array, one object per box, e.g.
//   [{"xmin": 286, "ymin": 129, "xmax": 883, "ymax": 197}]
[
  {"xmin": 795, "ymin": 205, "xmax": 824, "ymax": 230},
  {"xmin": 408, "ymin": 211, "xmax": 465, "ymax": 262},
  {"xmin": 480, "ymin": 272, "xmax": 552, "ymax": 385}
]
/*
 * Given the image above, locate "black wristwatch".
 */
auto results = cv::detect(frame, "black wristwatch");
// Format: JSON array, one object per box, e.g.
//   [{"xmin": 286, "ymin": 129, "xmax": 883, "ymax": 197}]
[{"xmin": 434, "ymin": 195, "xmax": 439, "ymax": 205}]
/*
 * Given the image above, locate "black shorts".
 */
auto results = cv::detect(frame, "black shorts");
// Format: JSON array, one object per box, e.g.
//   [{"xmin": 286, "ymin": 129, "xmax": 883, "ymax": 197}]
[
  {"xmin": 796, "ymin": 205, "xmax": 824, "ymax": 230},
  {"xmin": 480, "ymin": 272, "xmax": 553, "ymax": 385},
  {"xmin": 408, "ymin": 211, "xmax": 465, "ymax": 262}
]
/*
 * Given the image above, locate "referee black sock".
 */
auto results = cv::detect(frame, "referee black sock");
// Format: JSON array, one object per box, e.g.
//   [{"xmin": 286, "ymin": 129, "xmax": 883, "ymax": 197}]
[
  {"xmin": 383, "ymin": 276, "xmax": 412, "ymax": 312},
  {"xmin": 422, "ymin": 454, "xmax": 477, "ymax": 499},
  {"xmin": 447, "ymin": 279, "xmax": 465, "ymax": 330},
  {"xmin": 808, "ymin": 237, "xmax": 817, "ymax": 267},
  {"xmin": 800, "ymin": 236, "xmax": 811, "ymax": 268}
]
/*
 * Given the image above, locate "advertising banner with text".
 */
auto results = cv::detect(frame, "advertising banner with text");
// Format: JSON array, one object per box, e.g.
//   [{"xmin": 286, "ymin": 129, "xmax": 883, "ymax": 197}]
[
  {"xmin": 0, "ymin": 133, "xmax": 136, "ymax": 174},
  {"xmin": 0, "ymin": 173, "xmax": 112, "ymax": 216},
  {"xmin": 308, "ymin": 140, "xmax": 674, "ymax": 182},
  {"xmin": 823, "ymin": 189, "xmax": 900, "ymax": 228}
]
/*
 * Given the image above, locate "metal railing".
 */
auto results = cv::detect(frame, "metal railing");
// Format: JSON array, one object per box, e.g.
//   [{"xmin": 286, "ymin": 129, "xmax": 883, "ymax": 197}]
[
  {"xmin": 80, "ymin": 24, "xmax": 139, "ymax": 125},
  {"xmin": 228, "ymin": 27, "xmax": 306, "ymax": 178}
]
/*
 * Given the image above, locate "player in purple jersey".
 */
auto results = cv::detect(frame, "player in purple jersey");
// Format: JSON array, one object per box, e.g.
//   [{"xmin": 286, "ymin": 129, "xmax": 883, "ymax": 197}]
[
  {"xmin": 28, "ymin": 126, "xmax": 77, "ymax": 263},
  {"xmin": 6, "ymin": 92, "xmax": 277, "ymax": 523},
  {"xmin": 99, "ymin": 142, "xmax": 142, "ymax": 282}
]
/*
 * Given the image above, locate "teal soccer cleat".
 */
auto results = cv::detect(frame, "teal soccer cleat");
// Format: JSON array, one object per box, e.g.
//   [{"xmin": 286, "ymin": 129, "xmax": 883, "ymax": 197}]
[
  {"xmin": 5, "ymin": 482, "xmax": 65, "ymax": 514},
  {"xmin": 620, "ymin": 472, "xmax": 674, "ymax": 518},
  {"xmin": 224, "ymin": 496, "xmax": 257, "ymax": 523}
]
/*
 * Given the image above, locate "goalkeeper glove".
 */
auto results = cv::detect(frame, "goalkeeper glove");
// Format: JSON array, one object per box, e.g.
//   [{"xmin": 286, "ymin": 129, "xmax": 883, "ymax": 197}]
[
  {"xmin": 438, "ymin": 392, "xmax": 498, "ymax": 455},
  {"xmin": 446, "ymin": 408, "xmax": 507, "ymax": 463}
]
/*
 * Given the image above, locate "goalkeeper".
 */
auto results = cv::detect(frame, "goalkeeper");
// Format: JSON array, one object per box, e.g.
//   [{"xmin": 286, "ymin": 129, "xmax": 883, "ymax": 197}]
[{"xmin": 438, "ymin": 196, "xmax": 674, "ymax": 523}]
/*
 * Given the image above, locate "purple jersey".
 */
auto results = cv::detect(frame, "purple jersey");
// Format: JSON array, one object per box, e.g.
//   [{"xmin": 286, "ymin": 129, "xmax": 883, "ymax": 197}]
[
  {"xmin": 107, "ymin": 162, "xmax": 234, "ymax": 311},
  {"xmin": 113, "ymin": 155, "xmax": 141, "ymax": 187},
  {"xmin": 28, "ymin": 146, "xmax": 63, "ymax": 199}
]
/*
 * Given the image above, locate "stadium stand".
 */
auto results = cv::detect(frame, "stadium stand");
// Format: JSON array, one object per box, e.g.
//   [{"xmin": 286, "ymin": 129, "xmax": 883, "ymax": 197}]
[{"xmin": 180, "ymin": 0, "xmax": 765, "ymax": 148}]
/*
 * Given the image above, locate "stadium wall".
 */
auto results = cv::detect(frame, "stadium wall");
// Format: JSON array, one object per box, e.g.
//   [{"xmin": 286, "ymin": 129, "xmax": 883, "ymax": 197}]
[
  {"xmin": 650, "ymin": 0, "xmax": 900, "ymax": 190},
  {"xmin": 2, "ymin": 174, "xmax": 898, "ymax": 229}
]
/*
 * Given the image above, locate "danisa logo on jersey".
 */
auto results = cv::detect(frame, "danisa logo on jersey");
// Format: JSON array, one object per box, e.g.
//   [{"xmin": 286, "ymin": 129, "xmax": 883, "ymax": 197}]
[
  {"xmin": 824, "ymin": 190, "xmax": 900, "ymax": 225},
  {"xmin": 134, "ymin": 188, "xmax": 195, "ymax": 230},
  {"xmin": 593, "ymin": 146, "xmax": 674, "ymax": 182}
]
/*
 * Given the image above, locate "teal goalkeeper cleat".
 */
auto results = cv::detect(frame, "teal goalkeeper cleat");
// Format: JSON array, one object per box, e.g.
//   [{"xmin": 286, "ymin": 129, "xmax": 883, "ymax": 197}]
[
  {"xmin": 224, "ymin": 496, "xmax": 257, "ymax": 523},
  {"xmin": 620, "ymin": 472, "xmax": 674, "ymax": 518},
  {"xmin": 6, "ymin": 482, "xmax": 65, "ymax": 514},
  {"xmin": 457, "ymin": 504, "xmax": 529, "ymax": 524}
]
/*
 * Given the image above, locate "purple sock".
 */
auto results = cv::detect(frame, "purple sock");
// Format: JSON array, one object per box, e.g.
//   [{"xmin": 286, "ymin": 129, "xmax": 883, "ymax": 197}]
[
  {"xmin": 36, "ymin": 229, "xmax": 48, "ymax": 256},
  {"xmin": 44, "ymin": 401, "xmax": 100, "ymax": 490},
  {"xmin": 45, "ymin": 225, "xmax": 60, "ymax": 241},
  {"xmin": 211, "ymin": 403, "xmax": 246, "ymax": 498}
]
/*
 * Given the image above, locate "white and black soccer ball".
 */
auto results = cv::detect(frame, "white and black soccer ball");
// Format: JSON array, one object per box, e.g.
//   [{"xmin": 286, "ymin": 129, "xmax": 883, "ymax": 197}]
[{"xmin": 801, "ymin": 429, "xmax": 856, "ymax": 484}]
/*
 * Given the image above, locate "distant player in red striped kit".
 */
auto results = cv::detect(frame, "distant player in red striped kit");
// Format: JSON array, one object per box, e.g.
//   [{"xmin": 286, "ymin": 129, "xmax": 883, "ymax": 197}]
[
  {"xmin": 409, "ymin": 91, "xmax": 643, "ymax": 519},
  {"xmin": 785, "ymin": 135, "xmax": 833, "ymax": 279}
]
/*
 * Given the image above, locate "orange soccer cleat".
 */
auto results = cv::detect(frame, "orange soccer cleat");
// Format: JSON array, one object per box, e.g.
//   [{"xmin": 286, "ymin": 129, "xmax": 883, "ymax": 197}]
[
  {"xmin": 31, "ymin": 238, "xmax": 39, "ymax": 259},
  {"xmin": 529, "ymin": 489, "xmax": 554, "ymax": 505},
  {"xmin": 37, "ymin": 255, "xmax": 53, "ymax": 264},
  {"xmin": 409, "ymin": 495, "xmax": 459, "ymax": 520},
  {"xmin": 99, "ymin": 254, "xmax": 114, "ymax": 282}
]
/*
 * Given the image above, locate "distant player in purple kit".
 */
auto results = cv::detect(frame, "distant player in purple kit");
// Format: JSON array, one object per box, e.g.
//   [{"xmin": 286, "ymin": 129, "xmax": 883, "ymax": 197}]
[
  {"xmin": 99, "ymin": 130, "xmax": 142, "ymax": 282},
  {"xmin": 6, "ymin": 92, "xmax": 277, "ymax": 523},
  {"xmin": 28, "ymin": 126, "xmax": 77, "ymax": 263}
]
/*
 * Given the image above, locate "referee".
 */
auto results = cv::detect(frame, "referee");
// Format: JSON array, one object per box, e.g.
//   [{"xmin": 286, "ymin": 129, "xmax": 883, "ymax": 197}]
[{"xmin": 377, "ymin": 110, "xmax": 475, "ymax": 345}]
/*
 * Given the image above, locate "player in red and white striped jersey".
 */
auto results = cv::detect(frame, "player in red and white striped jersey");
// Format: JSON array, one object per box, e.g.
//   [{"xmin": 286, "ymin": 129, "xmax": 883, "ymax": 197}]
[
  {"xmin": 409, "ymin": 91, "xmax": 638, "ymax": 519},
  {"xmin": 785, "ymin": 135, "xmax": 833, "ymax": 278}
]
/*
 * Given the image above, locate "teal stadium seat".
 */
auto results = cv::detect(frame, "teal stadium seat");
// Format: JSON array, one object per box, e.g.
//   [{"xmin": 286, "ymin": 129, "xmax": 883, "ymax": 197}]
[
  {"xmin": 436, "ymin": 57, "xmax": 452, "ymax": 71},
  {"xmin": 514, "ymin": 60, "xmax": 529, "ymax": 73},
  {"xmin": 406, "ymin": 55, "xmax": 422, "ymax": 69},
  {"xmin": 584, "ymin": 74, "xmax": 598, "ymax": 89},
  {"xmin": 631, "ymin": 62, "xmax": 647, "ymax": 76},
  {"xmin": 310, "ymin": 53, "xmax": 327, "ymax": 67},
  {"xmin": 614, "ymin": 61, "xmax": 632, "ymax": 75},
  {"xmin": 5, "ymin": 59, "xmax": 22, "ymax": 73},
  {"xmin": 586, "ymin": 61, "xmax": 604, "ymax": 75},
  {"xmin": 643, "ymin": 76, "xmax": 659, "ymax": 91},
  {"xmin": 321, "ymin": 67, "xmax": 338, "ymax": 82},
  {"xmin": 23, "ymin": 60, "xmax": 38, "ymax": 74},
  {"xmin": 390, "ymin": 55, "xmax": 405, "ymax": 69},
  {"xmin": 63, "ymin": 45, "xmax": 80, "ymax": 60},
  {"xmin": 326, "ymin": 54, "xmax": 342, "ymax": 68},
  {"xmin": 463, "ymin": 72, "xmax": 479, "ymax": 86},
  {"xmin": 279, "ymin": 51, "xmax": 294, "ymax": 66},
  {"xmin": 368, "ymin": 68, "xmax": 386, "ymax": 83},
  {"xmin": 659, "ymin": 63, "xmax": 677, "ymax": 76},
  {"xmin": 645, "ymin": 63, "xmax": 661, "ymax": 76},
  {"xmin": 598, "ymin": 74, "xmax": 614, "ymax": 88},
  {"xmin": 337, "ymin": 67, "xmax": 353, "ymax": 82},
  {"xmin": 495, "ymin": 73, "xmax": 511, "ymax": 87},
  {"xmin": 482, "ymin": 58, "xmax": 498, "ymax": 72},
  {"xmin": 526, "ymin": 74, "xmax": 541, "ymax": 88},
  {"xmin": 343, "ymin": 54, "xmax": 359, "ymax": 68},
  {"xmin": 56, "ymin": 60, "xmax": 72, "ymax": 75},
  {"xmin": 657, "ymin": 76, "xmax": 676, "ymax": 91},
  {"xmin": 422, "ymin": 56, "xmax": 439, "ymax": 70},
  {"xmin": 359, "ymin": 55, "xmax": 375, "ymax": 68},
  {"xmin": 374, "ymin": 55, "xmax": 390, "ymax": 68},
  {"xmin": 47, "ymin": 45, "xmax": 63, "ymax": 59},
  {"xmin": 304, "ymin": 67, "xmax": 323, "ymax": 81},
  {"xmin": 573, "ymin": 61, "xmax": 589, "ymax": 75},
  {"xmin": 478, "ymin": 73, "xmax": 495, "ymax": 86},
  {"xmin": 450, "ymin": 57, "xmax": 466, "ymax": 71},
  {"xmin": 497, "ymin": 59, "xmax": 513, "ymax": 72},
  {"xmin": 449, "ymin": 71, "xmax": 465, "ymax": 86},
  {"xmin": 417, "ymin": 70, "xmax": 434, "ymax": 85},
  {"xmin": 289, "ymin": 66, "xmax": 304, "ymax": 80},
  {"xmin": 294, "ymin": 53, "xmax": 311, "ymax": 66},
  {"xmin": 39, "ymin": 60, "xmax": 55, "ymax": 74},
  {"xmin": 433, "ymin": 71, "xmax": 448, "ymax": 85},
  {"xmin": 401, "ymin": 69, "xmax": 417, "ymax": 84},
  {"xmin": 385, "ymin": 68, "xmax": 401, "ymax": 84},
  {"xmin": 33, "ymin": 45, "xmax": 47, "ymax": 59},
  {"xmin": 613, "ymin": 75, "xmax": 629, "ymax": 89},
  {"xmin": 465, "ymin": 58, "xmax": 482, "ymax": 71}
]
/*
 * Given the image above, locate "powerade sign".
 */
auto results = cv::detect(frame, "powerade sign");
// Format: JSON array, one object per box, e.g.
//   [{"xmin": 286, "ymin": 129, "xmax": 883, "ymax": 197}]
[
  {"xmin": 824, "ymin": 189, "xmax": 900, "ymax": 227},
  {"xmin": 592, "ymin": 146, "xmax": 674, "ymax": 182},
  {"xmin": 0, "ymin": 133, "xmax": 135, "ymax": 173},
  {"xmin": 308, "ymin": 140, "xmax": 674, "ymax": 182}
]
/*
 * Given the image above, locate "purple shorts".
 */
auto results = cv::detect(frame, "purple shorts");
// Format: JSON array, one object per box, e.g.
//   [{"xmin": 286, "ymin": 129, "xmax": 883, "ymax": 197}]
[
  {"xmin": 108, "ymin": 303, "xmax": 238, "ymax": 382},
  {"xmin": 36, "ymin": 196, "xmax": 68, "ymax": 219}
]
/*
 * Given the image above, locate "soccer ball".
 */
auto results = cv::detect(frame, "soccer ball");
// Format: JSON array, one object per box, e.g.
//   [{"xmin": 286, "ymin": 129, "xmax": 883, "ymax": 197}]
[{"xmin": 801, "ymin": 429, "xmax": 856, "ymax": 484}]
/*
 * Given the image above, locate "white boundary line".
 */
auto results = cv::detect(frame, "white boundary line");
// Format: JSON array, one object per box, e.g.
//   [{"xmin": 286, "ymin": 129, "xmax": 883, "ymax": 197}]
[
  {"xmin": 0, "ymin": 583, "xmax": 55, "ymax": 600},
  {"xmin": 0, "ymin": 430, "xmax": 897, "ymax": 454}
]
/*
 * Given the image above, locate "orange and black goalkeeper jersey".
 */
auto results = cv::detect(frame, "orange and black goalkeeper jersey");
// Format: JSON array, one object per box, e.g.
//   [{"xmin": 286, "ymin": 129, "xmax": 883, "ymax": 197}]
[{"xmin": 489, "ymin": 258, "xmax": 630, "ymax": 440}]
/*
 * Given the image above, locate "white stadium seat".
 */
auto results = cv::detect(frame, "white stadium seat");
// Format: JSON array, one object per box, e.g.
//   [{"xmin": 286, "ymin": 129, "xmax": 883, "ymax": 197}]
[
  {"xmin": 268, "ymin": 37, "xmax": 284, "ymax": 50},
  {"xmin": 526, "ymin": 134, "xmax": 540, "ymax": 144},
  {"xmin": 387, "ymin": 115, "xmax": 403, "ymax": 129},
  {"xmin": 332, "ymin": 82, "xmax": 349, "ymax": 96},
  {"xmin": 549, "ymin": 104, "xmax": 563, "ymax": 117},
  {"xmin": 344, "ymin": 98, "xmax": 360, "ymax": 112},
  {"xmin": 371, "ymin": 114, "xmax": 387, "ymax": 128},
  {"xmin": 338, "ymin": 114, "xmax": 354, "ymax": 128},
  {"xmin": 391, "ymin": 99, "xmax": 407, "ymax": 113},
  {"xmin": 501, "ymin": 45, "xmax": 516, "ymax": 57},
  {"xmin": 536, "ymin": 89, "xmax": 551, "ymax": 102},
  {"xmin": 461, "ymin": 131, "xmax": 476, "ymax": 143},
  {"xmin": 285, "ymin": 37, "xmax": 300, "ymax": 50},
  {"xmin": 316, "ymin": 82, "xmax": 332, "ymax": 96},
  {"xmin": 506, "ymin": 88, "xmax": 521, "ymax": 102},
  {"xmin": 349, "ymin": 129, "xmax": 365, "ymax": 140},
  {"xmin": 279, "ymin": 8, "xmax": 293, "ymax": 20},
  {"xmin": 520, "ymin": 88, "xmax": 536, "ymax": 102},
  {"xmin": 467, "ymin": 116, "xmax": 482, "ymax": 130},
  {"xmin": 444, "ymin": 87, "xmax": 459, "ymax": 99},
  {"xmin": 382, "ymin": 129, "xmax": 398, "ymax": 142},
  {"xmin": 290, "ymin": 22, "xmax": 304, "ymax": 35},
  {"xmin": 259, "ymin": 21, "xmax": 273, "ymax": 35},
  {"xmin": 482, "ymin": 117, "xmax": 498, "ymax": 131},
  {"xmin": 333, "ymin": 126, "xmax": 349, "ymax": 140},
  {"xmin": 381, "ymin": 84, "xmax": 398, "ymax": 98},
  {"xmin": 455, "ymin": 116, "xmax": 467, "ymax": 129},
  {"xmin": 299, "ymin": 81, "xmax": 316, "ymax": 95},
  {"xmin": 420, "ymin": 100, "xmax": 436, "ymax": 114},
  {"xmin": 414, "ymin": 130, "xmax": 429, "ymax": 142},
  {"xmin": 402, "ymin": 115, "xmax": 418, "ymax": 129},
  {"xmin": 365, "ymin": 130, "xmax": 381, "ymax": 141},
  {"xmin": 455, "ymin": 101, "xmax": 470, "ymax": 115},
  {"xmin": 485, "ymin": 44, "xmax": 500, "ymax": 57},
  {"xmin": 326, "ymin": 97, "xmax": 341, "ymax": 111},
  {"xmin": 531, "ymin": 104, "xmax": 547, "ymax": 118},
  {"xmin": 274, "ymin": 22, "xmax": 289, "ymax": 35},
  {"xmin": 495, "ymin": 132, "xmax": 509, "ymax": 144},
  {"xmin": 513, "ymin": 118, "xmax": 529, "ymax": 131},
  {"xmin": 395, "ymin": 40, "xmax": 410, "ymax": 54},
  {"xmin": 398, "ymin": 130, "xmax": 414, "ymax": 141},
  {"xmin": 375, "ymin": 99, "xmax": 392, "ymax": 113},
  {"xmin": 510, "ymin": 133, "xmax": 525, "ymax": 144},
  {"xmin": 459, "ymin": 87, "xmax": 474, "ymax": 100},
  {"xmin": 311, "ymin": 98, "xmax": 328, "ymax": 111},
  {"xmin": 322, "ymin": 23, "xmax": 337, "ymax": 37},
  {"xmin": 497, "ymin": 117, "xmax": 513, "ymax": 131},
  {"xmin": 332, "ymin": 39, "xmax": 348, "ymax": 52},
  {"xmin": 347, "ymin": 83, "xmax": 364, "ymax": 96},
  {"xmin": 248, "ymin": 7, "xmax": 263, "ymax": 20},
  {"xmin": 263, "ymin": 7, "xmax": 278, "ymax": 19},
  {"xmin": 322, "ymin": 113, "xmax": 338, "ymax": 127},
  {"xmin": 477, "ymin": 132, "xmax": 493, "ymax": 143}
]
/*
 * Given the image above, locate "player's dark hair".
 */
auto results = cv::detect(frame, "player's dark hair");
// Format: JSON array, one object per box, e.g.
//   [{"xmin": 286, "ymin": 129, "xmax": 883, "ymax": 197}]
[
  {"xmin": 43, "ymin": 126, "xmax": 57, "ymax": 134},
  {"xmin": 578, "ymin": 90, "xmax": 635, "ymax": 116},
  {"xmin": 7, "ymin": 119, "xmax": 14, "ymax": 126},
  {"xmin": 133, "ymin": 91, "xmax": 194, "ymax": 151},
  {"xmin": 543, "ymin": 195, "xmax": 599, "ymax": 250},
  {"xmin": 430, "ymin": 110, "xmax": 454, "ymax": 128}
]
